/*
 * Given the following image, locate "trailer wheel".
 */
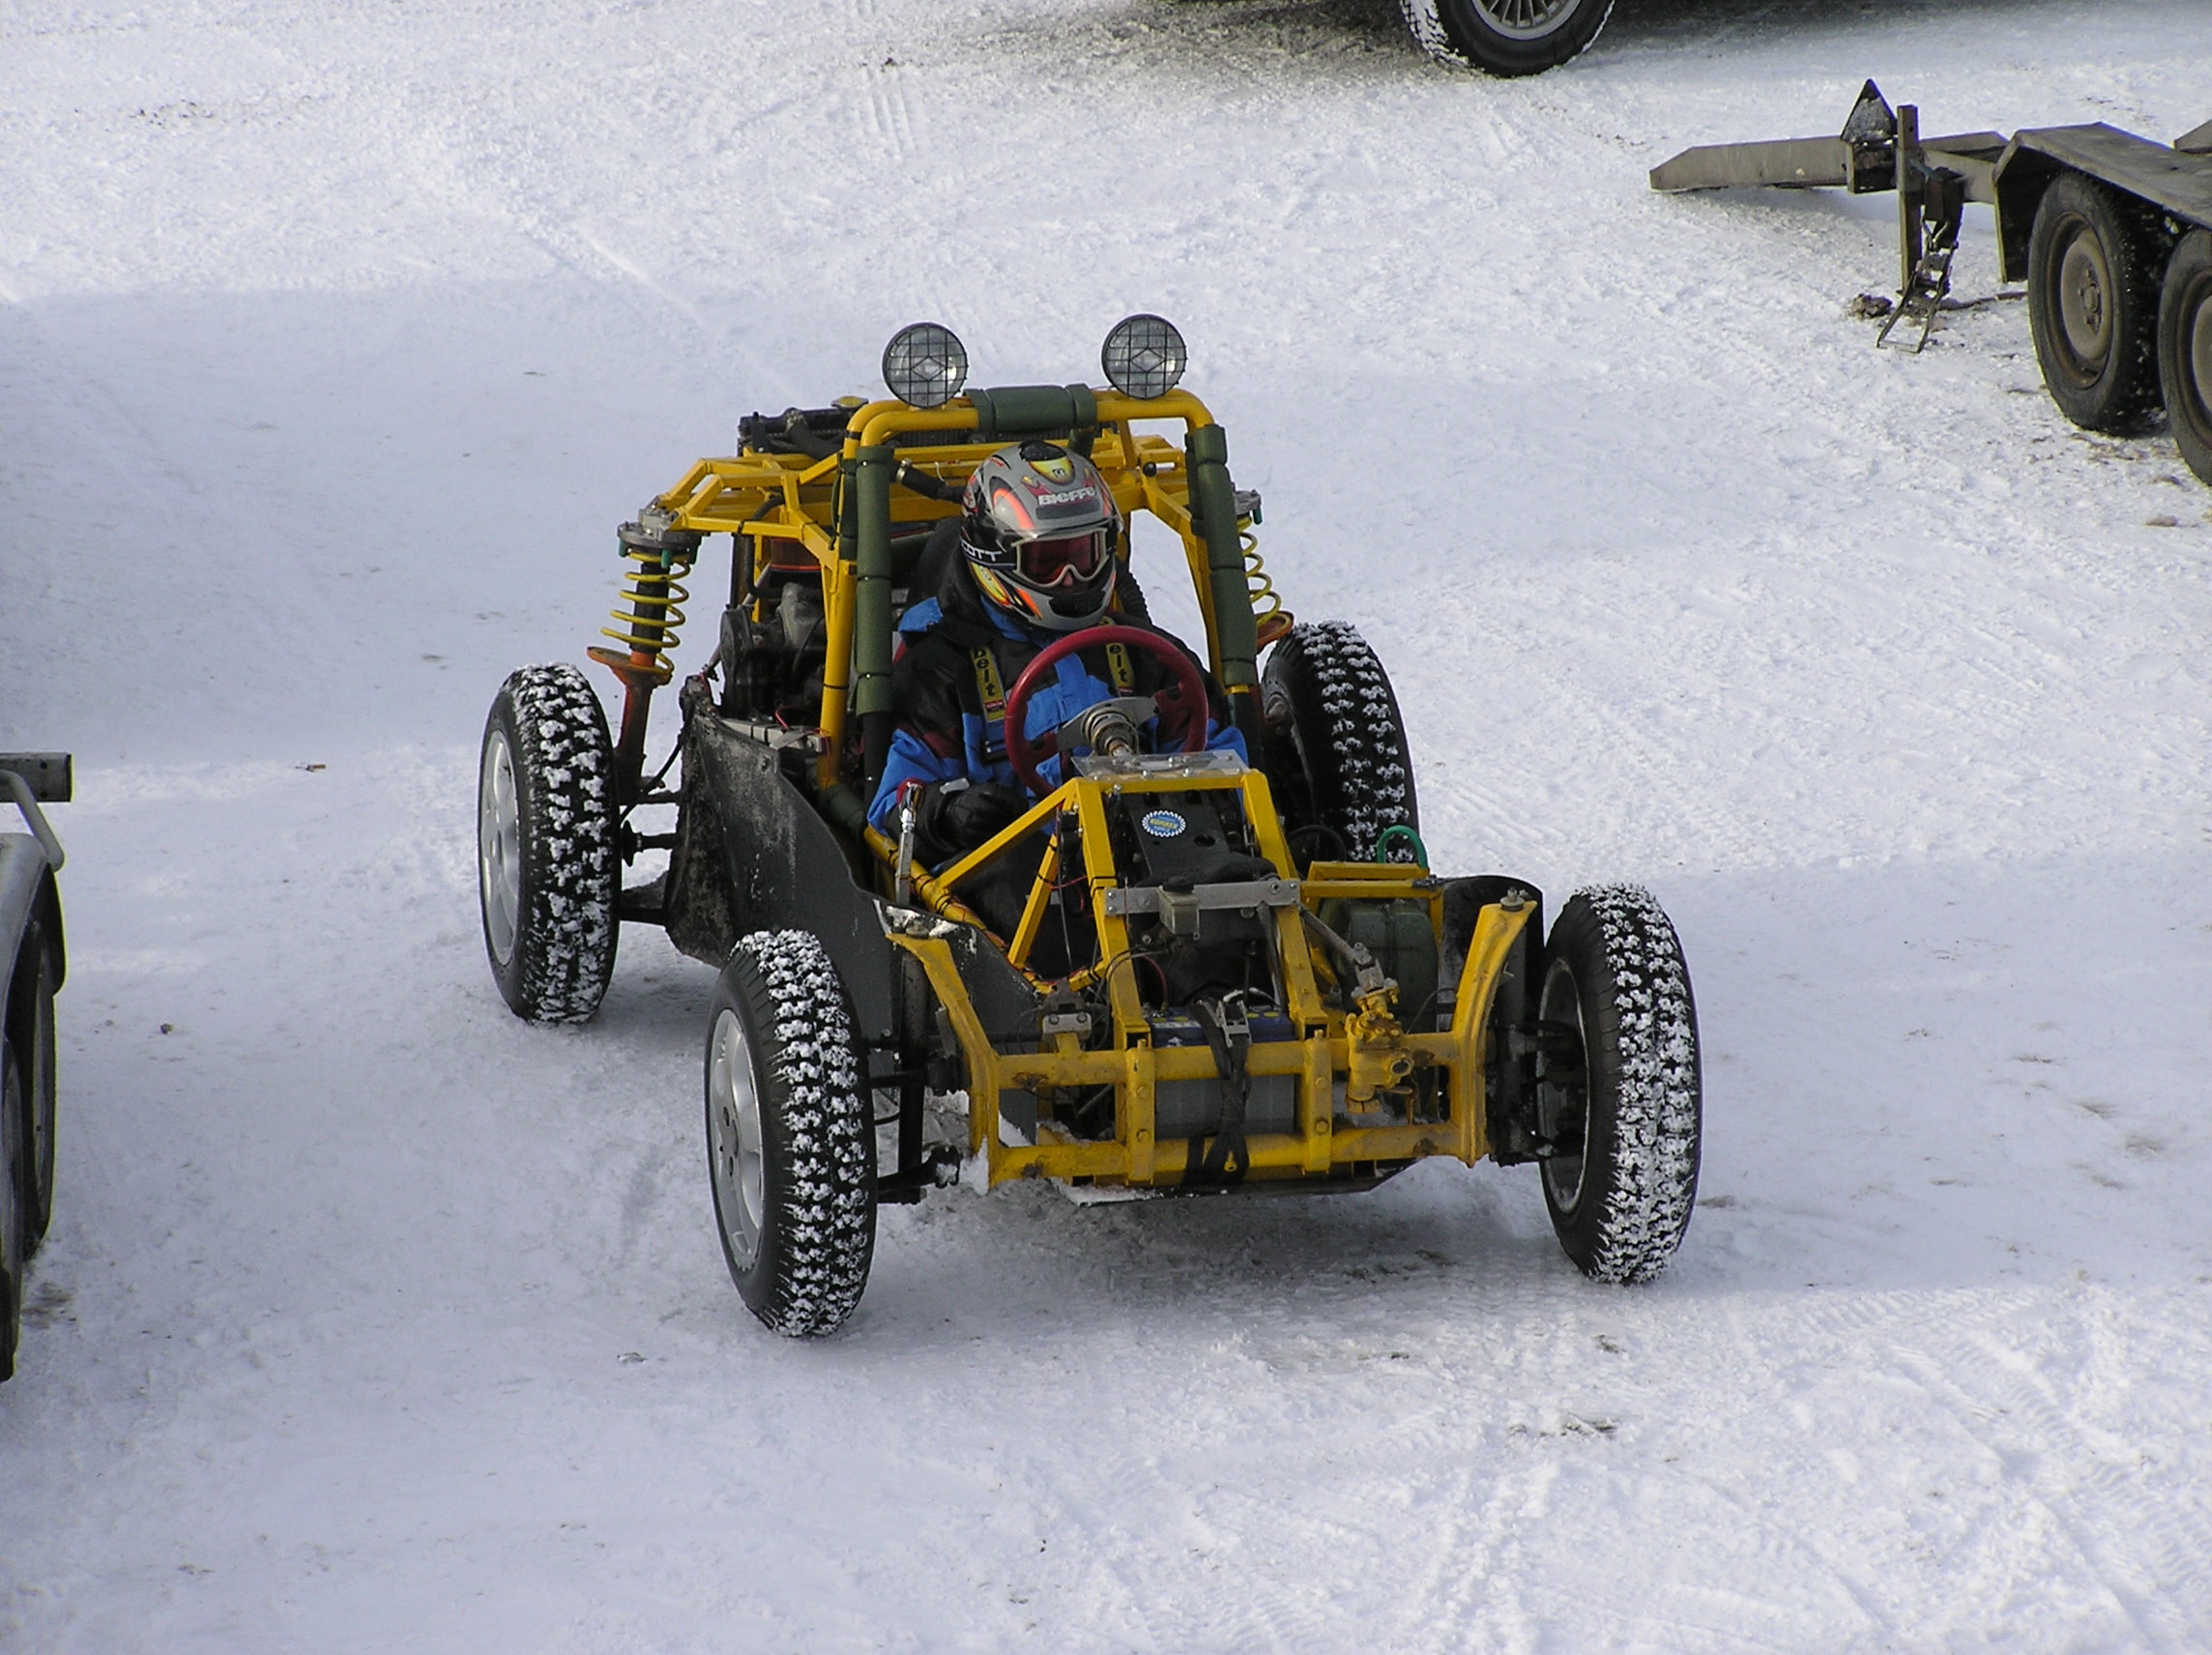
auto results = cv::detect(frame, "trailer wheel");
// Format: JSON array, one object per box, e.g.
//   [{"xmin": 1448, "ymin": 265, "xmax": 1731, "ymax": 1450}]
[
  {"xmin": 10, "ymin": 924, "xmax": 57, "ymax": 1249},
  {"xmin": 1399, "ymin": 0, "xmax": 1613, "ymax": 75},
  {"xmin": 2158, "ymin": 229, "xmax": 2212, "ymax": 487},
  {"xmin": 1535, "ymin": 886, "xmax": 1701, "ymax": 1284},
  {"xmin": 2027, "ymin": 172, "xmax": 2167, "ymax": 433},
  {"xmin": 705, "ymin": 930, "xmax": 876, "ymax": 1337},
  {"xmin": 1262, "ymin": 622, "xmax": 1419, "ymax": 866},
  {"xmin": 478, "ymin": 664, "xmax": 620, "ymax": 1024},
  {"xmin": 0, "ymin": 1045, "xmax": 23, "ymax": 1380}
]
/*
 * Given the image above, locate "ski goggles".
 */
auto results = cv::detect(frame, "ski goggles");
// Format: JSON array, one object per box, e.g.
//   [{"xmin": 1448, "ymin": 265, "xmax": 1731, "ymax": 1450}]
[{"xmin": 1012, "ymin": 525, "xmax": 1113, "ymax": 589}]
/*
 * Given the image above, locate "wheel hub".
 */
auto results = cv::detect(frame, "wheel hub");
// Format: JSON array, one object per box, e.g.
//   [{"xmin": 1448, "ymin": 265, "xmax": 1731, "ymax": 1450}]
[
  {"xmin": 708, "ymin": 1008, "xmax": 767, "ymax": 1267},
  {"xmin": 2192, "ymin": 283, "xmax": 2212, "ymax": 417},
  {"xmin": 1470, "ymin": 0, "xmax": 1583, "ymax": 38},
  {"xmin": 2056, "ymin": 227, "xmax": 2113, "ymax": 367},
  {"xmin": 1537, "ymin": 962, "xmax": 1591, "ymax": 1210},
  {"xmin": 478, "ymin": 731, "xmax": 521, "ymax": 965}
]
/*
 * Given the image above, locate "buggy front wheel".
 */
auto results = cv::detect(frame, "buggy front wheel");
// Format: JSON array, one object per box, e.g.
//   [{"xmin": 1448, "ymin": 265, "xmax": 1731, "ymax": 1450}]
[
  {"xmin": 705, "ymin": 931, "xmax": 877, "ymax": 1337},
  {"xmin": 1535, "ymin": 886, "xmax": 1702, "ymax": 1283}
]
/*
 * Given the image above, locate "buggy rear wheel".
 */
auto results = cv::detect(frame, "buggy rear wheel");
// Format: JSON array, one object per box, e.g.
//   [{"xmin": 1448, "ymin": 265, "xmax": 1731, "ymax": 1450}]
[
  {"xmin": 2159, "ymin": 229, "xmax": 2212, "ymax": 487},
  {"xmin": 2027, "ymin": 172, "xmax": 2167, "ymax": 433},
  {"xmin": 478, "ymin": 664, "xmax": 619, "ymax": 1024},
  {"xmin": 1536, "ymin": 886, "xmax": 1701, "ymax": 1284},
  {"xmin": 705, "ymin": 931, "xmax": 877, "ymax": 1337},
  {"xmin": 1262, "ymin": 622, "xmax": 1419, "ymax": 867},
  {"xmin": 1400, "ymin": 0, "xmax": 1613, "ymax": 74}
]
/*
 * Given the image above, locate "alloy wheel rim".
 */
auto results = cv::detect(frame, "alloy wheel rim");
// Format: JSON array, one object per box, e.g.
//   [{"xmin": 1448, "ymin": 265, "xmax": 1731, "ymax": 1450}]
[
  {"xmin": 708, "ymin": 1008, "xmax": 767, "ymax": 1267},
  {"xmin": 1538, "ymin": 959, "xmax": 1591, "ymax": 1210},
  {"xmin": 1470, "ymin": 0, "xmax": 1583, "ymax": 39},
  {"xmin": 2191, "ymin": 282, "xmax": 2212, "ymax": 426},
  {"xmin": 479, "ymin": 731, "xmax": 522, "ymax": 964},
  {"xmin": 2056, "ymin": 223, "xmax": 2113, "ymax": 372}
]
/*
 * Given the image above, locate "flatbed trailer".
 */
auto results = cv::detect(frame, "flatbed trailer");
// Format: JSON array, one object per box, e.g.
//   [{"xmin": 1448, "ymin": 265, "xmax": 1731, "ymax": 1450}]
[{"xmin": 1651, "ymin": 83, "xmax": 2212, "ymax": 487}]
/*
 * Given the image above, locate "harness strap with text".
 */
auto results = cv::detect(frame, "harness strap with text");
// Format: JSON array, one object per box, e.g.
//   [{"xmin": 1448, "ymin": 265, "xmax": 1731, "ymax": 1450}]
[{"xmin": 970, "ymin": 647, "xmax": 1008, "ymax": 759}]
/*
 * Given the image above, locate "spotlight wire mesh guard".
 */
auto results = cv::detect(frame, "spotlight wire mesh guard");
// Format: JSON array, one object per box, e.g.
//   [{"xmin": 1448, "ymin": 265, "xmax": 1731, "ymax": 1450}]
[
  {"xmin": 1100, "ymin": 315, "xmax": 1187, "ymax": 400},
  {"xmin": 882, "ymin": 323, "xmax": 968, "ymax": 408}
]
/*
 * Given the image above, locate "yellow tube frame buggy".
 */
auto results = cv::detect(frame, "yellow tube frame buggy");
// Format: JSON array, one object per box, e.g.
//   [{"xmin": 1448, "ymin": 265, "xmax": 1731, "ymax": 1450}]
[{"xmin": 475, "ymin": 324, "xmax": 1703, "ymax": 1338}]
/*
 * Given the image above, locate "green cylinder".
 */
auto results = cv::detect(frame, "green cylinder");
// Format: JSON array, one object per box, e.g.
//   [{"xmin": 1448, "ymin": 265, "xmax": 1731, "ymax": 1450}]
[
  {"xmin": 1186, "ymin": 423, "xmax": 1258, "ymax": 690},
  {"xmin": 969, "ymin": 384, "xmax": 1098, "ymax": 441},
  {"xmin": 818, "ymin": 780, "xmax": 870, "ymax": 838},
  {"xmin": 852, "ymin": 444, "xmax": 895, "ymax": 718}
]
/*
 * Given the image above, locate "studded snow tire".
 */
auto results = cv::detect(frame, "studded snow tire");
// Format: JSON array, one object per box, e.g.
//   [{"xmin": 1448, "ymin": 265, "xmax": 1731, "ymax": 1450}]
[
  {"xmin": 478, "ymin": 663, "xmax": 620, "ymax": 1024},
  {"xmin": 705, "ymin": 930, "xmax": 877, "ymax": 1338},
  {"xmin": 1535, "ymin": 886, "xmax": 1701, "ymax": 1285},
  {"xmin": 1262, "ymin": 621, "xmax": 1418, "ymax": 865}
]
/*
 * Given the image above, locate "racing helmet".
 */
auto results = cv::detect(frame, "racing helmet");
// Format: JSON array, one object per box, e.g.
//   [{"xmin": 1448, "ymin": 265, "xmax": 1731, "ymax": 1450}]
[{"xmin": 959, "ymin": 441, "xmax": 1120, "ymax": 632}]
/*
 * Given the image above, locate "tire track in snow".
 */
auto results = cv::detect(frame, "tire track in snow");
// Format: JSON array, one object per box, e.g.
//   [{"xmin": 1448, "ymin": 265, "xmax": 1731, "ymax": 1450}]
[
  {"xmin": 1881, "ymin": 1293, "xmax": 2212, "ymax": 1653},
  {"xmin": 861, "ymin": 62, "xmax": 918, "ymax": 162}
]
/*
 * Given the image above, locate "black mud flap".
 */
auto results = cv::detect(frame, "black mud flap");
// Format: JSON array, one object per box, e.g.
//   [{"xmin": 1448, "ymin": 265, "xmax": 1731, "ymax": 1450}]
[
  {"xmin": 664, "ymin": 714, "xmax": 896, "ymax": 1037},
  {"xmin": 665, "ymin": 711, "xmax": 1042, "ymax": 1050}
]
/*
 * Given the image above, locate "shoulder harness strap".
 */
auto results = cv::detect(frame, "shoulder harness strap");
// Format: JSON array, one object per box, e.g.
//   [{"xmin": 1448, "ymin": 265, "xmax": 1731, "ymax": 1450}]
[{"xmin": 970, "ymin": 647, "xmax": 1008, "ymax": 756}]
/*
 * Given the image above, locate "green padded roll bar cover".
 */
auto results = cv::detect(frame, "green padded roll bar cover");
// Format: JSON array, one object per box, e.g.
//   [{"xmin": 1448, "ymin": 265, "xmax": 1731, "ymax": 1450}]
[
  {"xmin": 1185, "ymin": 423, "xmax": 1259, "ymax": 690},
  {"xmin": 851, "ymin": 444, "xmax": 896, "ymax": 719},
  {"xmin": 968, "ymin": 384, "xmax": 1098, "ymax": 441}
]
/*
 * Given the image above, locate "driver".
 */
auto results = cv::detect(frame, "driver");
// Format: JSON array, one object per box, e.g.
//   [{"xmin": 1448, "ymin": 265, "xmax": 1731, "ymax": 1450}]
[{"xmin": 866, "ymin": 439, "xmax": 1246, "ymax": 869}]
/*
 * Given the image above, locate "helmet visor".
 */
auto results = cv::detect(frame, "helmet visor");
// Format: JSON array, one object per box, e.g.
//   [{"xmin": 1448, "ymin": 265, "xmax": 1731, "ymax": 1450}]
[{"xmin": 1016, "ymin": 527, "xmax": 1112, "ymax": 589}]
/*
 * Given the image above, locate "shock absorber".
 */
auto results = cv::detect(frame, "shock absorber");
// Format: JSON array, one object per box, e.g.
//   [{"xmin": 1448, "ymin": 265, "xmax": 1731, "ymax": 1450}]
[
  {"xmin": 1235, "ymin": 489, "xmax": 1292, "ymax": 649},
  {"xmin": 588, "ymin": 512, "xmax": 700, "ymax": 806}
]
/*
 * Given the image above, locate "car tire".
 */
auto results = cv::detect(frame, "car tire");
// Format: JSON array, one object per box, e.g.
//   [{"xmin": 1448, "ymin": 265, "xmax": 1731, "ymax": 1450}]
[
  {"xmin": 10, "ymin": 924, "xmax": 57, "ymax": 1249},
  {"xmin": 705, "ymin": 930, "xmax": 877, "ymax": 1337},
  {"xmin": 2027, "ymin": 171, "xmax": 2168, "ymax": 434},
  {"xmin": 1, "ymin": 1044, "xmax": 23, "ymax": 1381},
  {"xmin": 2158, "ymin": 229, "xmax": 2212, "ymax": 487},
  {"xmin": 478, "ymin": 664, "xmax": 620, "ymax": 1024},
  {"xmin": 1400, "ymin": 0, "xmax": 1614, "ymax": 75},
  {"xmin": 1262, "ymin": 622, "xmax": 1419, "ymax": 866},
  {"xmin": 1535, "ymin": 886, "xmax": 1702, "ymax": 1284}
]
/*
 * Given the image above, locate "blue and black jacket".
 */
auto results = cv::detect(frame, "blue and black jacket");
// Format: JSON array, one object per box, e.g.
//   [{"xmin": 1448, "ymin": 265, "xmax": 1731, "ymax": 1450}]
[{"xmin": 865, "ymin": 546, "xmax": 1248, "ymax": 844}]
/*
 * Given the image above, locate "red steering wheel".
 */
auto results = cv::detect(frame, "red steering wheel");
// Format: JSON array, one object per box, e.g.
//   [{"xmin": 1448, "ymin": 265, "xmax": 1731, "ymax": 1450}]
[{"xmin": 1002, "ymin": 624, "xmax": 1209, "ymax": 797}]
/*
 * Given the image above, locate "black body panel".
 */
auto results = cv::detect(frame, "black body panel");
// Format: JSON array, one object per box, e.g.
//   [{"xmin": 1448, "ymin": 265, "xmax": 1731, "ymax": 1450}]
[
  {"xmin": 664, "ymin": 715, "xmax": 896, "ymax": 1036},
  {"xmin": 664, "ymin": 712, "xmax": 1042, "ymax": 1045}
]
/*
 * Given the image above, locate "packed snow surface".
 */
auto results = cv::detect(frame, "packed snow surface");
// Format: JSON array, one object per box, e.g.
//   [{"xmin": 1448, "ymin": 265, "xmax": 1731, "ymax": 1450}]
[{"xmin": 6, "ymin": 0, "xmax": 2212, "ymax": 1648}]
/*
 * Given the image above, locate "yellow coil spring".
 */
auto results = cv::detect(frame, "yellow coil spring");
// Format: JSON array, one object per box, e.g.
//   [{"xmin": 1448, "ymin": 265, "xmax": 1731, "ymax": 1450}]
[
  {"xmin": 1242, "ymin": 525, "xmax": 1284, "ymax": 624},
  {"xmin": 601, "ymin": 547, "xmax": 693, "ymax": 679}
]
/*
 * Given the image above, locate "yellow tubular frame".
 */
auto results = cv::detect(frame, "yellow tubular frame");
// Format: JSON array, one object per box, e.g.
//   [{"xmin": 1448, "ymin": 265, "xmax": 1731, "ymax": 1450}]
[
  {"xmin": 881, "ymin": 765, "xmax": 1533, "ymax": 1190},
  {"xmin": 632, "ymin": 384, "xmax": 1528, "ymax": 1191},
  {"xmin": 638, "ymin": 389, "xmax": 1230, "ymax": 792}
]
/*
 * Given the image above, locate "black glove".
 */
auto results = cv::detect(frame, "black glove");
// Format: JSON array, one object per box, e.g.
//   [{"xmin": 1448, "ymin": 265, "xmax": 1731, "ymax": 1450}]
[{"xmin": 917, "ymin": 781, "xmax": 1027, "ymax": 857}]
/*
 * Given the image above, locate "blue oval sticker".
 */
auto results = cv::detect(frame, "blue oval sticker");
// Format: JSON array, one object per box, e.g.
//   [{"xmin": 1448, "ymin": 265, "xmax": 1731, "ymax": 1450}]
[{"xmin": 1139, "ymin": 809, "xmax": 1187, "ymax": 839}]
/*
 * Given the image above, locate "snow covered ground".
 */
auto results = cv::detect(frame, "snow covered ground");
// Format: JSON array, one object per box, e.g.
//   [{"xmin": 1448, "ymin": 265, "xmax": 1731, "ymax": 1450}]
[{"xmin": 6, "ymin": 0, "xmax": 2212, "ymax": 1647}]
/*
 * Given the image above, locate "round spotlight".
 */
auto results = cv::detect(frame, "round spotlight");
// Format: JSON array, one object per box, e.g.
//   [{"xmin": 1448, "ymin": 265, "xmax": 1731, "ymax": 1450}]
[
  {"xmin": 882, "ymin": 322, "xmax": 969, "ymax": 409},
  {"xmin": 1100, "ymin": 314, "xmax": 1187, "ymax": 400}
]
